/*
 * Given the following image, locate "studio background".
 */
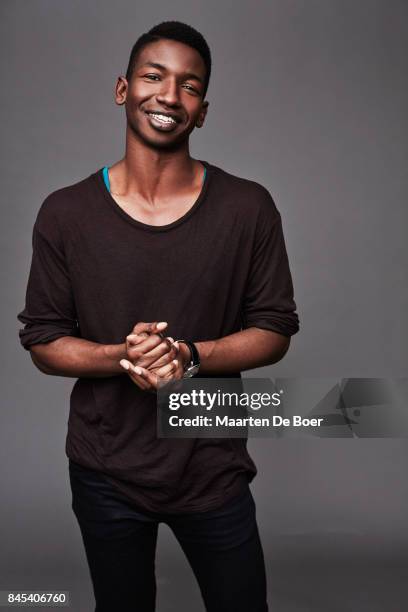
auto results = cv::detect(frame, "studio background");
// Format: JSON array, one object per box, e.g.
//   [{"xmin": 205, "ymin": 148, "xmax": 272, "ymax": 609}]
[{"xmin": 1, "ymin": 1, "xmax": 407, "ymax": 611}]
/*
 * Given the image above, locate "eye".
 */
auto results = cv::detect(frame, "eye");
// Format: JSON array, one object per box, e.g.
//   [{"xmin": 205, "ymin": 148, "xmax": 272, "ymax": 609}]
[
  {"xmin": 144, "ymin": 74, "xmax": 161, "ymax": 81},
  {"xmin": 183, "ymin": 84, "xmax": 199, "ymax": 94}
]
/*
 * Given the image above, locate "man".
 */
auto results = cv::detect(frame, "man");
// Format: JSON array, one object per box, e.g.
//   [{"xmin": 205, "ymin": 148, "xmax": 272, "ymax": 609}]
[{"xmin": 18, "ymin": 21, "xmax": 299, "ymax": 612}]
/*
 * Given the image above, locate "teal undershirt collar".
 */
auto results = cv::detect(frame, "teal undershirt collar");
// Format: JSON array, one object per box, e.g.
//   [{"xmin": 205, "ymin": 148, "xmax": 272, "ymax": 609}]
[
  {"xmin": 102, "ymin": 166, "xmax": 110, "ymax": 192},
  {"xmin": 102, "ymin": 165, "xmax": 206, "ymax": 194}
]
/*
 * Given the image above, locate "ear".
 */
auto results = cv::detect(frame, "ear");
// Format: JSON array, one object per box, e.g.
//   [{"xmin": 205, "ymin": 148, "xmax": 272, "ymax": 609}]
[
  {"xmin": 115, "ymin": 76, "xmax": 128, "ymax": 106},
  {"xmin": 196, "ymin": 100, "xmax": 209, "ymax": 128}
]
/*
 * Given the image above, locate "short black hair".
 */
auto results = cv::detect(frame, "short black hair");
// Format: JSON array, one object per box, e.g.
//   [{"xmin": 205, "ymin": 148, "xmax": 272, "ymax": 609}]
[{"xmin": 125, "ymin": 21, "xmax": 211, "ymax": 99}]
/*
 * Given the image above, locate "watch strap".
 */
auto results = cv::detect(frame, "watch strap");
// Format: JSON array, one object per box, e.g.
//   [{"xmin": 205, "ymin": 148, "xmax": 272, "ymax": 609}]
[{"xmin": 177, "ymin": 340, "xmax": 200, "ymax": 369}]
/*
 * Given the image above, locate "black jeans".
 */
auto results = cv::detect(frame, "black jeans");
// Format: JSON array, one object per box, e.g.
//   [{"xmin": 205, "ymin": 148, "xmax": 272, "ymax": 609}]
[{"xmin": 69, "ymin": 460, "xmax": 268, "ymax": 612}]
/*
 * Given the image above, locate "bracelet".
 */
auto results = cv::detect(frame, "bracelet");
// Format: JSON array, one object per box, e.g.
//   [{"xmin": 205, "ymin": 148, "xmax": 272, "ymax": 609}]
[{"xmin": 176, "ymin": 340, "xmax": 193, "ymax": 370}]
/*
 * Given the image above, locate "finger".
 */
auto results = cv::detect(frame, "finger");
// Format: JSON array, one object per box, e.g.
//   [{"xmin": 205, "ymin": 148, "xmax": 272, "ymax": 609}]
[
  {"xmin": 131, "ymin": 375, "xmax": 150, "ymax": 390},
  {"xmin": 127, "ymin": 340, "xmax": 165, "ymax": 365},
  {"xmin": 154, "ymin": 359, "xmax": 178, "ymax": 379},
  {"xmin": 132, "ymin": 321, "xmax": 168, "ymax": 335},
  {"xmin": 129, "ymin": 334, "xmax": 169, "ymax": 357},
  {"xmin": 152, "ymin": 322, "xmax": 168, "ymax": 334},
  {"xmin": 142, "ymin": 336, "xmax": 174, "ymax": 357},
  {"xmin": 147, "ymin": 346, "xmax": 178, "ymax": 370},
  {"xmin": 146, "ymin": 339, "xmax": 178, "ymax": 369},
  {"xmin": 134, "ymin": 366, "xmax": 161, "ymax": 390},
  {"xmin": 120, "ymin": 360, "xmax": 153, "ymax": 391},
  {"xmin": 137, "ymin": 340, "xmax": 175, "ymax": 368},
  {"xmin": 151, "ymin": 360, "xmax": 177, "ymax": 378},
  {"xmin": 120, "ymin": 359, "xmax": 151, "ymax": 390},
  {"xmin": 126, "ymin": 333, "xmax": 149, "ymax": 345}
]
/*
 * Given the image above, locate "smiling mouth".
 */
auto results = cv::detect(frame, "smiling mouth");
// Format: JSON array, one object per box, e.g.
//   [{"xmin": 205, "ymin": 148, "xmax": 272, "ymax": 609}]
[
  {"xmin": 144, "ymin": 111, "xmax": 182, "ymax": 130},
  {"xmin": 147, "ymin": 112, "xmax": 177, "ymax": 124}
]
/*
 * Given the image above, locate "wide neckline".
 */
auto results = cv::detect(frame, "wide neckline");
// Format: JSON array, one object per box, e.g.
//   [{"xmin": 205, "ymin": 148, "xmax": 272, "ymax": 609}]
[{"xmin": 94, "ymin": 160, "xmax": 212, "ymax": 233}]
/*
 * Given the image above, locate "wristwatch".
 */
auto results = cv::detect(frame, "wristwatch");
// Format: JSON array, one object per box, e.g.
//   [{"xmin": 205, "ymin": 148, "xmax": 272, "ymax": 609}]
[{"xmin": 177, "ymin": 340, "xmax": 200, "ymax": 378}]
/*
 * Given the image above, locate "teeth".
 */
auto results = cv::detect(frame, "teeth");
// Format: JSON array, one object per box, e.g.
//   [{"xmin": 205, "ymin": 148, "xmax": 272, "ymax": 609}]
[{"xmin": 149, "ymin": 113, "xmax": 176, "ymax": 124}]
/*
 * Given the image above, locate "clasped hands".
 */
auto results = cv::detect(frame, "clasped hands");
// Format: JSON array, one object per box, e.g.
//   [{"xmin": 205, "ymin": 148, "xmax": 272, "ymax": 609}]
[{"xmin": 119, "ymin": 321, "xmax": 188, "ymax": 392}]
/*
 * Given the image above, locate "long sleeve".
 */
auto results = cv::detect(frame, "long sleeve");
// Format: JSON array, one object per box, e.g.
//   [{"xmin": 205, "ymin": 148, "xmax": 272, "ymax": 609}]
[
  {"xmin": 242, "ymin": 191, "xmax": 299, "ymax": 337},
  {"xmin": 17, "ymin": 197, "xmax": 79, "ymax": 350}
]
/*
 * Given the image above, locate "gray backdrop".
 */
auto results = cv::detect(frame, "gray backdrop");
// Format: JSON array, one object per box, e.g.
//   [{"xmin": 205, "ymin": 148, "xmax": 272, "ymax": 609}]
[{"xmin": 1, "ymin": 1, "xmax": 407, "ymax": 610}]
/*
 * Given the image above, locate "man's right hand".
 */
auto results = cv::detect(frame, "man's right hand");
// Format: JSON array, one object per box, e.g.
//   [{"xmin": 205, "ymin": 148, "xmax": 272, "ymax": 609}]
[{"xmin": 125, "ymin": 321, "xmax": 178, "ymax": 370}]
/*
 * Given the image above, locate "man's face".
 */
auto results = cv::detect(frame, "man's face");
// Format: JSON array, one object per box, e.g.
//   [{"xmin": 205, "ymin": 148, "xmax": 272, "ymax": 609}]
[{"xmin": 116, "ymin": 39, "xmax": 209, "ymax": 149}]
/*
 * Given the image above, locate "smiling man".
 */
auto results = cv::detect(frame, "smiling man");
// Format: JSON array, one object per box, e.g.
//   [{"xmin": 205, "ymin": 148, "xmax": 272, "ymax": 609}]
[{"xmin": 18, "ymin": 21, "xmax": 299, "ymax": 612}]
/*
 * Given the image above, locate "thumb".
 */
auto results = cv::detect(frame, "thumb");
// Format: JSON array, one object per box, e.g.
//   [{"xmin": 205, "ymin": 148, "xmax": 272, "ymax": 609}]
[{"xmin": 132, "ymin": 321, "xmax": 168, "ymax": 335}]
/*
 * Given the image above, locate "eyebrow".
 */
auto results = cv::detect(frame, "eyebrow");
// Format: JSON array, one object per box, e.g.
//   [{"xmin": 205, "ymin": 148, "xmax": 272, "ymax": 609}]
[{"xmin": 140, "ymin": 61, "xmax": 204, "ymax": 84}]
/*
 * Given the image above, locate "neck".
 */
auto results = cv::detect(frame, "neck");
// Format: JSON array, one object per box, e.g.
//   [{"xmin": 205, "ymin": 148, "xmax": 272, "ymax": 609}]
[{"xmin": 109, "ymin": 127, "xmax": 199, "ymax": 202}]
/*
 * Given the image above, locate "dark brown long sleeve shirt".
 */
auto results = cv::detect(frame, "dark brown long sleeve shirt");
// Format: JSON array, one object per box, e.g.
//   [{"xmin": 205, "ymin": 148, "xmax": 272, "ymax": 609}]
[{"xmin": 18, "ymin": 160, "xmax": 299, "ymax": 513}]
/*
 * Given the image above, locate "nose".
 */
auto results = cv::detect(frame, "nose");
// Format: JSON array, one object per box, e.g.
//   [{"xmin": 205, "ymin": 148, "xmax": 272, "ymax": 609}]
[{"xmin": 156, "ymin": 77, "xmax": 181, "ymax": 107}]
